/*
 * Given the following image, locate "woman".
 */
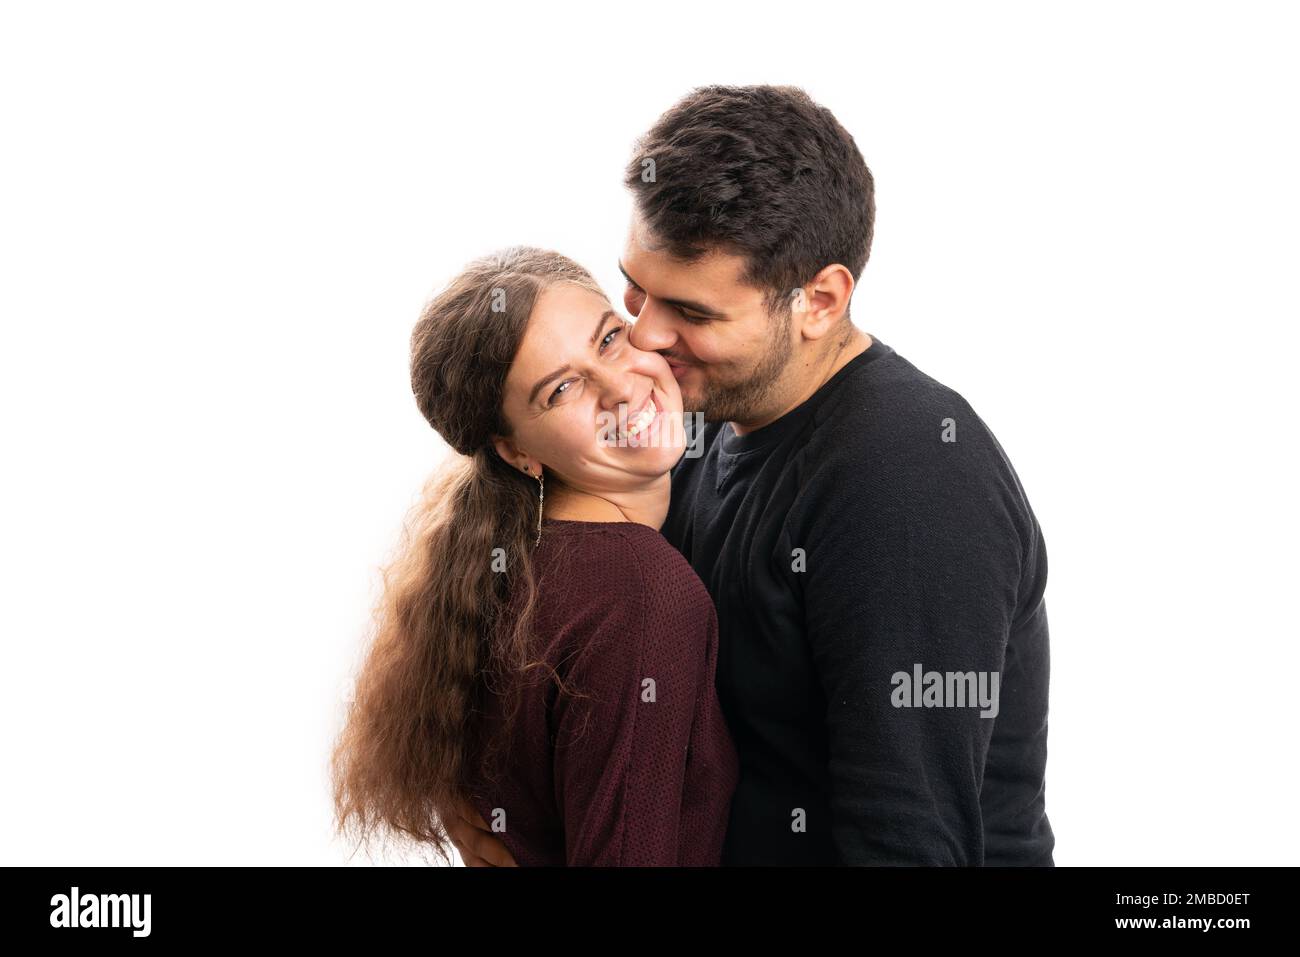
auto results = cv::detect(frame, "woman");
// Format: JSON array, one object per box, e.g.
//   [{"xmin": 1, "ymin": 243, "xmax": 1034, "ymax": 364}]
[{"xmin": 331, "ymin": 247, "xmax": 738, "ymax": 866}]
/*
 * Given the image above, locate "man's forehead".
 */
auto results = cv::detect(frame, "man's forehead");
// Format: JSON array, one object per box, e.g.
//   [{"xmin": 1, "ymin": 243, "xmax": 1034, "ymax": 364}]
[
  {"xmin": 624, "ymin": 211, "xmax": 655, "ymax": 251},
  {"xmin": 621, "ymin": 224, "xmax": 751, "ymax": 297}
]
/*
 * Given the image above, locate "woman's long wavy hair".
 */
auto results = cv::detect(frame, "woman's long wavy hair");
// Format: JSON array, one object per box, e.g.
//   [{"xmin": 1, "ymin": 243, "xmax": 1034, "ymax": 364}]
[{"xmin": 331, "ymin": 246, "xmax": 607, "ymax": 863}]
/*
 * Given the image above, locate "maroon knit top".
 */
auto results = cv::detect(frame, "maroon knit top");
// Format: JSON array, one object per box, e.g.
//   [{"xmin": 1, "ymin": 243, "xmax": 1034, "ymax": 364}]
[{"xmin": 465, "ymin": 517, "xmax": 739, "ymax": 866}]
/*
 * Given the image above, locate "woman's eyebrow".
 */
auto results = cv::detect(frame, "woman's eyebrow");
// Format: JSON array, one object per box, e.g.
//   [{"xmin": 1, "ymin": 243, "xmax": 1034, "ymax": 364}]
[
  {"xmin": 526, "ymin": 309, "xmax": 618, "ymax": 405},
  {"xmin": 618, "ymin": 261, "xmax": 726, "ymax": 319}
]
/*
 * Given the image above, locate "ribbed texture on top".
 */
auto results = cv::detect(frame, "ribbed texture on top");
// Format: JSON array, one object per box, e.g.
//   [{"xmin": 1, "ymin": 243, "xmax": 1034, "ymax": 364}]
[{"xmin": 467, "ymin": 518, "xmax": 739, "ymax": 866}]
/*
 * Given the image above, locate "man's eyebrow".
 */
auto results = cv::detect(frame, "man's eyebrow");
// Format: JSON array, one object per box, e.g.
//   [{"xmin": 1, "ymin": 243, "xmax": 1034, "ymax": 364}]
[
  {"xmin": 526, "ymin": 309, "xmax": 619, "ymax": 406},
  {"xmin": 618, "ymin": 261, "xmax": 726, "ymax": 319}
]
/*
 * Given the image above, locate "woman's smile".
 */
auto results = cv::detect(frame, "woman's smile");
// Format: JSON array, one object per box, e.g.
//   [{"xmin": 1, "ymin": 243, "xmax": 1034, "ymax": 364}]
[{"xmin": 621, "ymin": 387, "xmax": 662, "ymax": 441}]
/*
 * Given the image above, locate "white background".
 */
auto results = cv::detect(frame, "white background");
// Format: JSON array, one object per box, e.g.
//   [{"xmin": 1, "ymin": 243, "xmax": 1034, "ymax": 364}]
[{"xmin": 2, "ymin": 0, "xmax": 1296, "ymax": 865}]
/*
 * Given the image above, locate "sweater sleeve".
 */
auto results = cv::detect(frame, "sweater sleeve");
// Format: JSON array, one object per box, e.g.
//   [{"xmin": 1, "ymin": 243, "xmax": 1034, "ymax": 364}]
[
  {"xmin": 550, "ymin": 533, "xmax": 735, "ymax": 866},
  {"xmin": 795, "ymin": 395, "xmax": 1046, "ymax": 865}
]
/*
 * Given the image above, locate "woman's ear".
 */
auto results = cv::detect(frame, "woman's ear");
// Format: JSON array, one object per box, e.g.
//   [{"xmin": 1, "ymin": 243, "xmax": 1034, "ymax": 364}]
[{"xmin": 491, "ymin": 434, "xmax": 535, "ymax": 474}]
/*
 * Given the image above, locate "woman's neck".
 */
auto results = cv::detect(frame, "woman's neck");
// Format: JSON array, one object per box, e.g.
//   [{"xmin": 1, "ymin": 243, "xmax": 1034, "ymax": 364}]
[{"xmin": 543, "ymin": 474, "xmax": 672, "ymax": 530}]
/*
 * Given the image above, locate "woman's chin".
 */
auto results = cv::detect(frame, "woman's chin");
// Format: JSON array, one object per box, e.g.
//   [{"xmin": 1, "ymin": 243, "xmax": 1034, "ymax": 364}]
[
  {"xmin": 612, "ymin": 428, "xmax": 686, "ymax": 474},
  {"xmin": 626, "ymin": 415, "xmax": 684, "ymax": 455}
]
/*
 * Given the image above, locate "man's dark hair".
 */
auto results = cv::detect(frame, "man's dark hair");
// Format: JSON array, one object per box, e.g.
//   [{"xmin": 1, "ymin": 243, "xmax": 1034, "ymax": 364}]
[{"xmin": 624, "ymin": 84, "xmax": 875, "ymax": 315}]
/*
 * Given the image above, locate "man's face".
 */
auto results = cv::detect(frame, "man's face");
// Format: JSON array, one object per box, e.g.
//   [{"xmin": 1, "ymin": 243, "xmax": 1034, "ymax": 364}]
[{"xmin": 620, "ymin": 213, "xmax": 794, "ymax": 426}]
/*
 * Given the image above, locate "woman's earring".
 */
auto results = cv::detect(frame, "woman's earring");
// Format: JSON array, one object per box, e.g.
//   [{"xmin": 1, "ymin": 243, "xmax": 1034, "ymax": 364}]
[
  {"xmin": 522, "ymin": 465, "xmax": 543, "ymax": 546},
  {"xmin": 534, "ymin": 471, "xmax": 544, "ymax": 546}
]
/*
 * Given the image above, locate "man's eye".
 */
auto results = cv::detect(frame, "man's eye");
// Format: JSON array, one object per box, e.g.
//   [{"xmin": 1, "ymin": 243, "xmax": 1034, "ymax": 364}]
[{"xmin": 677, "ymin": 307, "xmax": 711, "ymax": 324}]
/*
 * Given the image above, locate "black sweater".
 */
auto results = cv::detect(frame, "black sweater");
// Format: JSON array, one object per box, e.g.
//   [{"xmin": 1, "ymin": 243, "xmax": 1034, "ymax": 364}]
[{"xmin": 662, "ymin": 334, "xmax": 1055, "ymax": 866}]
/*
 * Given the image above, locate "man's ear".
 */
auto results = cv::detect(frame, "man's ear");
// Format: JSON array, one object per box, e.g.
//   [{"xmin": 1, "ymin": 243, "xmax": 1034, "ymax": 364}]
[{"xmin": 795, "ymin": 263, "xmax": 854, "ymax": 341}]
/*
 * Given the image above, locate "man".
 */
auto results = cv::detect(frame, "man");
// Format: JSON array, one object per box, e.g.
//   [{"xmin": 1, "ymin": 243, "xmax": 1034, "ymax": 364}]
[{"xmin": 454, "ymin": 84, "xmax": 1054, "ymax": 865}]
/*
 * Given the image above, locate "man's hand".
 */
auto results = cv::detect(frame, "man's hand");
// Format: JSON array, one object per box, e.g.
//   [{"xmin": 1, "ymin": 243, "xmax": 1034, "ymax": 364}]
[{"xmin": 447, "ymin": 797, "xmax": 518, "ymax": 866}]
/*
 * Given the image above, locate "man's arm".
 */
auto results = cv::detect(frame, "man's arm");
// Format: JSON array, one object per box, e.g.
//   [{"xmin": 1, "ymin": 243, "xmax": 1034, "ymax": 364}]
[{"xmin": 796, "ymin": 405, "xmax": 1037, "ymax": 864}]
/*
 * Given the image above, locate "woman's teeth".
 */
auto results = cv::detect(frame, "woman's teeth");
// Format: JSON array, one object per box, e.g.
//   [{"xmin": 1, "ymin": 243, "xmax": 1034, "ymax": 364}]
[
  {"xmin": 626, "ymin": 405, "xmax": 655, "ymax": 437},
  {"xmin": 624, "ymin": 393, "xmax": 657, "ymax": 438}
]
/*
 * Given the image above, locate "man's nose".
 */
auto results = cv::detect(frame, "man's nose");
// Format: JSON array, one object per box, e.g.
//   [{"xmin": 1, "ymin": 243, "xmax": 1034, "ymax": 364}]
[{"xmin": 626, "ymin": 297, "xmax": 678, "ymax": 354}]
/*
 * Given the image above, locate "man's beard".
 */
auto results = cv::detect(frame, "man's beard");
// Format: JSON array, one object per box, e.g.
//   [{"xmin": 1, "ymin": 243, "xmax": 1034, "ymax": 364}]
[{"xmin": 694, "ymin": 306, "xmax": 793, "ymax": 425}]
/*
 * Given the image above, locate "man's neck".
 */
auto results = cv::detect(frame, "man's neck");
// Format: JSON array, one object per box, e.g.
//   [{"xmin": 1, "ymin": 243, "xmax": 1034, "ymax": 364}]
[{"xmin": 730, "ymin": 327, "xmax": 873, "ymax": 437}]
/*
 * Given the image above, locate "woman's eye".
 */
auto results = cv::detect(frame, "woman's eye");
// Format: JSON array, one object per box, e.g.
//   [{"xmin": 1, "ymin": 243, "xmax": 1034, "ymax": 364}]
[
  {"xmin": 600, "ymin": 324, "xmax": 624, "ymax": 351},
  {"xmin": 547, "ymin": 380, "xmax": 572, "ymax": 406},
  {"xmin": 547, "ymin": 322, "xmax": 626, "ymax": 406}
]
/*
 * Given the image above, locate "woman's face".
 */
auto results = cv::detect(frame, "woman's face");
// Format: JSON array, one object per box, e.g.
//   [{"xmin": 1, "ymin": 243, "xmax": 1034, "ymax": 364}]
[{"xmin": 495, "ymin": 282, "xmax": 686, "ymax": 493}]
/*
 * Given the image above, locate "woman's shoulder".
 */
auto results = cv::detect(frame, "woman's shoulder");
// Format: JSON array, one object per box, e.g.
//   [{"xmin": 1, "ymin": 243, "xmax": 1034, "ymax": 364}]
[
  {"xmin": 534, "ymin": 519, "xmax": 718, "ymax": 687},
  {"xmin": 539, "ymin": 517, "xmax": 696, "ymax": 573},
  {"xmin": 536, "ymin": 519, "xmax": 715, "ymax": 621}
]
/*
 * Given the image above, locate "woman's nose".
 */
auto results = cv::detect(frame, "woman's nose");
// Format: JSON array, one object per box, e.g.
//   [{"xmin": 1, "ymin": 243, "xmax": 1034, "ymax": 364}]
[{"xmin": 593, "ymin": 363, "xmax": 641, "ymax": 413}]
